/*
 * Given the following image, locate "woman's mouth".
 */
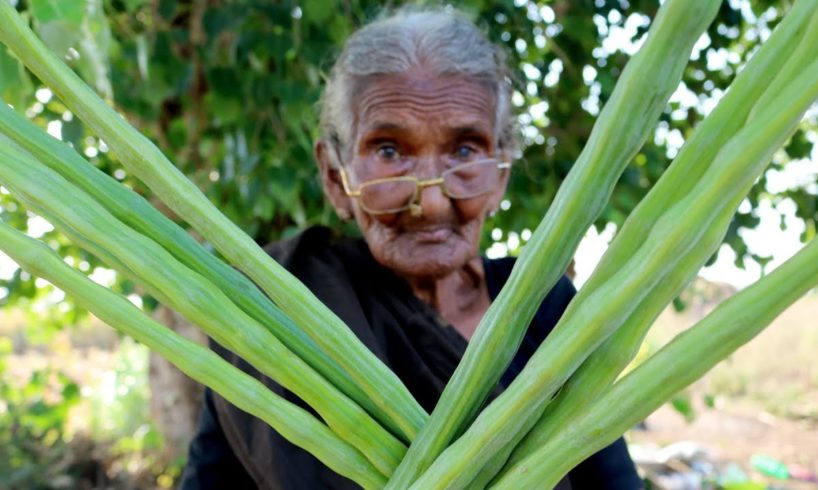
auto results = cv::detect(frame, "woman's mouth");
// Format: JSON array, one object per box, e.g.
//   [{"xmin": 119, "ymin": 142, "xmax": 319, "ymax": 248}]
[{"xmin": 411, "ymin": 227, "xmax": 452, "ymax": 243}]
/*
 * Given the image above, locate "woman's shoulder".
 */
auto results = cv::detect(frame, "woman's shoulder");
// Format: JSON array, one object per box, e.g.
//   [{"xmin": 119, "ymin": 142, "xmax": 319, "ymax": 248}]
[
  {"xmin": 263, "ymin": 225, "xmax": 336, "ymax": 269},
  {"xmin": 262, "ymin": 225, "xmax": 374, "ymax": 276}
]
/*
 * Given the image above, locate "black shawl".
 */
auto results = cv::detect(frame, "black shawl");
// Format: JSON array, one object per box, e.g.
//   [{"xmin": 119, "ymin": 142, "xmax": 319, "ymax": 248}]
[{"xmin": 180, "ymin": 226, "xmax": 640, "ymax": 489}]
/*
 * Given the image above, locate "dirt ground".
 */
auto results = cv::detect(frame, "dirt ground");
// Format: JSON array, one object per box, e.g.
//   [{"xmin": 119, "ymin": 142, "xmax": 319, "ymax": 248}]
[{"xmin": 631, "ymin": 401, "xmax": 818, "ymax": 488}]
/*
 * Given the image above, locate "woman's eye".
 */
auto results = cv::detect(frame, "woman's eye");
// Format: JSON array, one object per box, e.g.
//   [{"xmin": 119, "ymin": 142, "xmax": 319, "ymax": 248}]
[
  {"xmin": 376, "ymin": 145, "xmax": 399, "ymax": 161},
  {"xmin": 455, "ymin": 145, "xmax": 477, "ymax": 160}
]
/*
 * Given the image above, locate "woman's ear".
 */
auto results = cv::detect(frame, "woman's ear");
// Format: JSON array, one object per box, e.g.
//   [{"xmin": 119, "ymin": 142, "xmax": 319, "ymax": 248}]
[{"xmin": 315, "ymin": 140, "xmax": 353, "ymax": 219}]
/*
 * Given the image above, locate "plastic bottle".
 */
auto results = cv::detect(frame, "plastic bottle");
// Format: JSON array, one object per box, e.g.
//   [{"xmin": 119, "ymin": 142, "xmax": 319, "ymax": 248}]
[{"xmin": 750, "ymin": 454, "xmax": 790, "ymax": 480}]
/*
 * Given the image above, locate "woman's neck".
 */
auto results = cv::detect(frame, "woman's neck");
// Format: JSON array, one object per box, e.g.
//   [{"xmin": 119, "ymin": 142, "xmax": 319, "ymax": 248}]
[{"xmin": 402, "ymin": 256, "xmax": 490, "ymax": 340}]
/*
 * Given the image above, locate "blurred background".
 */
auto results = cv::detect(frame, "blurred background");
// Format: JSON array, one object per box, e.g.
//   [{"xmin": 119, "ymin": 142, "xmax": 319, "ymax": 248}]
[{"xmin": 0, "ymin": 0, "xmax": 816, "ymax": 488}]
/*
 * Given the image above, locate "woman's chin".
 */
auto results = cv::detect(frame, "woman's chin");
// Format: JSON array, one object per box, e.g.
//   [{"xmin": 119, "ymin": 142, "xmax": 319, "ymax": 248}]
[
  {"xmin": 378, "ymin": 242, "xmax": 473, "ymax": 279},
  {"xmin": 398, "ymin": 260, "xmax": 458, "ymax": 279}
]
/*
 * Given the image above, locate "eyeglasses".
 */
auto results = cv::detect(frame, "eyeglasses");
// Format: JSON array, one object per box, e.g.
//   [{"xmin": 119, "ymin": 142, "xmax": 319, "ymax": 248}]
[{"xmin": 339, "ymin": 158, "xmax": 511, "ymax": 217}]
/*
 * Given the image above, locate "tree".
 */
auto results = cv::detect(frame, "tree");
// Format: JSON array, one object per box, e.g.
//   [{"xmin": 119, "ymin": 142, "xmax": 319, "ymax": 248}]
[
  {"xmin": 1, "ymin": 0, "xmax": 815, "ymax": 461},
  {"xmin": 2, "ymin": 0, "xmax": 814, "ymax": 306}
]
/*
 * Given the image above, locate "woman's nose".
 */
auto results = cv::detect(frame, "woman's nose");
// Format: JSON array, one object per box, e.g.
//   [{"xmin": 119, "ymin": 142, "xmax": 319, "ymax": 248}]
[{"xmin": 415, "ymin": 182, "xmax": 451, "ymax": 220}]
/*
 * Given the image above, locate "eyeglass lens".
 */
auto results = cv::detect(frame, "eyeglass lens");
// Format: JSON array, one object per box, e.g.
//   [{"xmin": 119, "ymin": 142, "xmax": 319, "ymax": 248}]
[
  {"xmin": 358, "ymin": 160, "xmax": 502, "ymax": 213},
  {"xmin": 443, "ymin": 160, "xmax": 498, "ymax": 198},
  {"xmin": 359, "ymin": 178, "xmax": 417, "ymax": 213}
]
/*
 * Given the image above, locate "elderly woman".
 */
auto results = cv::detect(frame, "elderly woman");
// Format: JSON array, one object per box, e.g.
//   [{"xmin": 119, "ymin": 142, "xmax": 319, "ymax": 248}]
[{"xmin": 181, "ymin": 7, "xmax": 640, "ymax": 490}]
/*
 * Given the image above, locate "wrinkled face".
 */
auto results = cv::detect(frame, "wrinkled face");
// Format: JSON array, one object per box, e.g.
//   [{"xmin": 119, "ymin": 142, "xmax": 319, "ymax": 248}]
[{"xmin": 336, "ymin": 72, "xmax": 509, "ymax": 279}]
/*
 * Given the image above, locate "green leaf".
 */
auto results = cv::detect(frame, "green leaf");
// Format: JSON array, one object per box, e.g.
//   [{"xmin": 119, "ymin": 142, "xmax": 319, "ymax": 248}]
[
  {"xmin": 785, "ymin": 129, "xmax": 812, "ymax": 159},
  {"xmin": 208, "ymin": 67, "xmax": 243, "ymax": 98},
  {"xmin": 123, "ymin": 0, "xmax": 149, "ymax": 12},
  {"xmin": 60, "ymin": 115, "xmax": 84, "ymax": 147},
  {"xmin": 34, "ymin": 20, "xmax": 82, "ymax": 59},
  {"xmin": 157, "ymin": 0, "xmax": 178, "ymax": 21},
  {"xmin": 303, "ymin": 0, "xmax": 337, "ymax": 26},
  {"xmin": 31, "ymin": 0, "xmax": 114, "ymax": 101},
  {"xmin": 0, "ymin": 46, "xmax": 33, "ymax": 110},
  {"xmin": 204, "ymin": 92, "xmax": 242, "ymax": 126},
  {"xmin": 670, "ymin": 392, "xmax": 696, "ymax": 423},
  {"xmin": 75, "ymin": 0, "xmax": 113, "ymax": 100},
  {"xmin": 30, "ymin": 0, "xmax": 84, "ymax": 25}
]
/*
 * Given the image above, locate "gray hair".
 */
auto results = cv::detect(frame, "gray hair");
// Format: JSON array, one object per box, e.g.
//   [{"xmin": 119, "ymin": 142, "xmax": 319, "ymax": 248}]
[{"xmin": 318, "ymin": 6, "xmax": 517, "ymax": 166}]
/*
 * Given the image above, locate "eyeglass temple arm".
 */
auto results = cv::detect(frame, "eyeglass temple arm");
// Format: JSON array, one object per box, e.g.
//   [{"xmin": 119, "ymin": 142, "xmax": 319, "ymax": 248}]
[{"xmin": 338, "ymin": 167, "xmax": 361, "ymax": 197}]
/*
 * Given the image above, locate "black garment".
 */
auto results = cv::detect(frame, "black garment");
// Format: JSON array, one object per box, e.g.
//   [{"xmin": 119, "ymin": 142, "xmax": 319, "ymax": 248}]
[{"xmin": 180, "ymin": 226, "xmax": 641, "ymax": 489}]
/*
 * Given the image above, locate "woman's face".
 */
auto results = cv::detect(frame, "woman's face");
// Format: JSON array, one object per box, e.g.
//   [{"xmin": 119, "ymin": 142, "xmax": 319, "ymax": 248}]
[{"xmin": 319, "ymin": 71, "xmax": 509, "ymax": 279}]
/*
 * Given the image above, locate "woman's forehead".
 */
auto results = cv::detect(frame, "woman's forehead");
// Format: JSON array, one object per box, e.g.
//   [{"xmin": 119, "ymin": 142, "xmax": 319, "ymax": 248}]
[{"xmin": 352, "ymin": 73, "xmax": 497, "ymax": 139}]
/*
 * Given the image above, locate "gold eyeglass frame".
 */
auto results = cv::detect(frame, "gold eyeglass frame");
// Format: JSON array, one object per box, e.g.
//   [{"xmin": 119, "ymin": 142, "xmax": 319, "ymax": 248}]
[{"xmin": 339, "ymin": 158, "xmax": 511, "ymax": 217}]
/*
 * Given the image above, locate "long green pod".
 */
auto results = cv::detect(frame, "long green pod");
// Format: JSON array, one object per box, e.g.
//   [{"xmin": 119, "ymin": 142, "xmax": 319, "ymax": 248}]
[
  {"xmin": 2, "ymin": 171, "xmax": 235, "ymax": 352},
  {"xmin": 466, "ymin": 413, "xmax": 539, "ymax": 489},
  {"xmin": 0, "ymin": 144, "xmax": 405, "ymax": 476},
  {"xmin": 568, "ymin": 0, "xmax": 818, "ymax": 331},
  {"xmin": 0, "ymin": 0, "xmax": 425, "ymax": 442},
  {"xmin": 471, "ymin": 222, "xmax": 733, "ymax": 488},
  {"xmin": 747, "ymin": 2, "xmax": 818, "ymax": 121},
  {"xmin": 501, "ymin": 1, "xmax": 818, "ymax": 472},
  {"xmin": 0, "ymin": 104, "xmax": 407, "ymax": 441},
  {"xmin": 0, "ymin": 221, "xmax": 386, "ymax": 490},
  {"xmin": 408, "ymin": 55, "xmax": 818, "ymax": 490},
  {"xmin": 387, "ymin": 0, "xmax": 722, "ymax": 485},
  {"xmin": 492, "ymin": 236, "xmax": 818, "ymax": 489},
  {"xmin": 500, "ymin": 201, "xmax": 735, "ymax": 477},
  {"xmin": 469, "ymin": 217, "xmax": 733, "ymax": 489}
]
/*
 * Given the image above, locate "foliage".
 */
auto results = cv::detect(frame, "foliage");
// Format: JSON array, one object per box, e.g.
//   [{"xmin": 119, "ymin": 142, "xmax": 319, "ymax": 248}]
[
  {"xmin": 0, "ymin": 334, "xmax": 181, "ymax": 488},
  {"xmin": 0, "ymin": 334, "xmax": 82, "ymax": 487},
  {"xmin": 2, "ymin": 0, "xmax": 816, "ymax": 310}
]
